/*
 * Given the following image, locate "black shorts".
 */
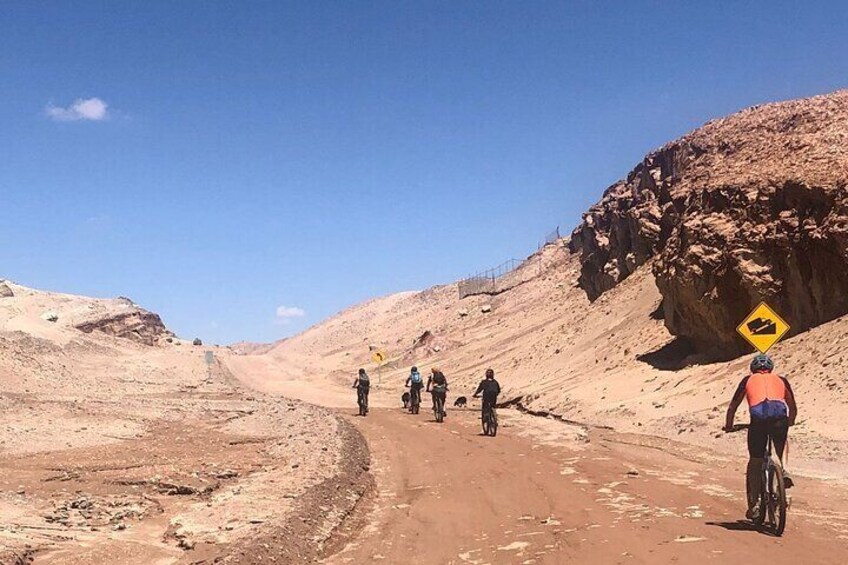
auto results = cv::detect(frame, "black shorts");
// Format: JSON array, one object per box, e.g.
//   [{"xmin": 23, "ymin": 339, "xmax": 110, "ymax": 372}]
[{"xmin": 747, "ymin": 418, "xmax": 788, "ymax": 459}]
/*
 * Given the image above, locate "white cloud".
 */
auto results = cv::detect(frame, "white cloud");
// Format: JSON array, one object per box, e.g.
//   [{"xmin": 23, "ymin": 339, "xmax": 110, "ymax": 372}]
[
  {"xmin": 46, "ymin": 97, "xmax": 109, "ymax": 122},
  {"xmin": 275, "ymin": 305, "xmax": 305, "ymax": 325}
]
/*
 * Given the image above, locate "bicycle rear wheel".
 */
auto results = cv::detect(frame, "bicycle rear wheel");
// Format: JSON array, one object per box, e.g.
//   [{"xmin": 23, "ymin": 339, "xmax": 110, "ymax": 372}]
[
  {"xmin": 753, "ymin": 468, "xmax": 767, "ymax": 527},
  {"xmin": 768, "ymin": 463, "xmax": 787, "ymax": 536},
  {"xmin": 490, "ymin": 409, "xmax": 498, "ymax": 437},
  {"xmin": 358, "ymin": 391, "xmax": 368, "ymax": 416}
]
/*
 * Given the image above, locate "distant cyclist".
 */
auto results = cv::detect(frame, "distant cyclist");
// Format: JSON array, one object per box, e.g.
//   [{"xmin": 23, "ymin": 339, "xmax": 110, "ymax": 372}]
[
  {"xmin": 405, "ymin": 366, "xmax": 424, "ymax": 412},
  {"xmin": 352, "ymin": 368, "xmax": 370, "ymax": 416},
  {"xmin": 724, "ymin": 354, "xmax": 797, "ymax": 520},
  {"xmin": 472, "ymin": 368, "xmax": 501, "ymax": 420},
  {"xmin": 426, "ymin": 368, "xmax": 448, "ymax": 419}
]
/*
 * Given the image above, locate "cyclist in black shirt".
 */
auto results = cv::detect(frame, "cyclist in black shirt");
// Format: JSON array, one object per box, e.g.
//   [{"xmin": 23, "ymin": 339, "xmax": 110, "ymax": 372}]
[
  {"xmin": 426, "ymin": 368, "xmax": 448, "ymax": 418},
  {"xmin": 473, "ymin": 368, "xmax": 501, "ymax": 421}
]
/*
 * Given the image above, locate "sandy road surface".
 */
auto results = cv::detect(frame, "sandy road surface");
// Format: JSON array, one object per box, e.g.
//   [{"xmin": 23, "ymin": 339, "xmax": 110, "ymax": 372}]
[{"xmin": 322, "ymin": 406, "xmax": 848, "ymax": 565}]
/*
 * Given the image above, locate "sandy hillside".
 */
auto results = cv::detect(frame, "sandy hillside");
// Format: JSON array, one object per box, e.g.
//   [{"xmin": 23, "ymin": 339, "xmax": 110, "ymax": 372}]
[
  {"xmin": 0, "ymin": 281, "xmax": 369, "ymax": 564},
  {"xmin": 230, "ymin": 242, "xmax": 848, "ymax": 481}
]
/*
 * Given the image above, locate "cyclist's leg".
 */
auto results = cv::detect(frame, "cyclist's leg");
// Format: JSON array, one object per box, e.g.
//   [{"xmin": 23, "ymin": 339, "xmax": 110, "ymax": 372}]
[
  {"xmin": 746, "ymin": 421, "xmax": 767, "ymax": 517},
  {"xmin": 770, "ymin": 418, "xmax": 792, "ymax": 487},
  {"xmin": 770, "ymin": 419, "xmax": 788, "ymax": 461}
]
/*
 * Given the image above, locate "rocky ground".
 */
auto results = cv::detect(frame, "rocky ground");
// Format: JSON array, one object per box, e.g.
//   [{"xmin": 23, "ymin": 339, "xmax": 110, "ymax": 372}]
[{"xmin": 0, "ymin": 283, "xmax": 369, "ymax": 564}]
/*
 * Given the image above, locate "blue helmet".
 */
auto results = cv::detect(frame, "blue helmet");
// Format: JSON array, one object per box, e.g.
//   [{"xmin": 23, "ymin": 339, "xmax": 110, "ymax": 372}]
[{"xmin": 750, "ymin": 354, "xmax": 774, "ymax": 373}]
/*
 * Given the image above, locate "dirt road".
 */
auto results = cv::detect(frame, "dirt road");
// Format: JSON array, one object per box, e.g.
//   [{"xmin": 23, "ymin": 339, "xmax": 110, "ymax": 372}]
[{"xmin": 323, "ymin": 406, "xmax": 848, "ymax": 565}]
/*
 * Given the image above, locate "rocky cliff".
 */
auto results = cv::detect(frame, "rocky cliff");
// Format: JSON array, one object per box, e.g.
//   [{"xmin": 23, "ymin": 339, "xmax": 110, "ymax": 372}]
[
  {"xmin": 74, "ymin": 307, "xmax": 170, "ymax": 346},
  {"xmin": 570, "ymin": 90, "xmax": 848, "ymax": 355}
]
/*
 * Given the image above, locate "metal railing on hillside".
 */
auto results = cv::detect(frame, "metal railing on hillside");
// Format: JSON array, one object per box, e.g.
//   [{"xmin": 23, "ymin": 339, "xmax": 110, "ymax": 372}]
[
  {"xmin": 540, "ymin": 226, "xmax": 561, "ymax": 249},
  {"xmin": 458, "ymin": 257, "xmax": 541, "ymax": 299}
]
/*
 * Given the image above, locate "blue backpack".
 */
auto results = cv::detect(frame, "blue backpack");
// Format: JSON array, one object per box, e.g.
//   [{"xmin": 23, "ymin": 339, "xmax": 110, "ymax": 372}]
[{"xmin": 410, "ymin": 371, "xmax": 422, "ymax": 384}]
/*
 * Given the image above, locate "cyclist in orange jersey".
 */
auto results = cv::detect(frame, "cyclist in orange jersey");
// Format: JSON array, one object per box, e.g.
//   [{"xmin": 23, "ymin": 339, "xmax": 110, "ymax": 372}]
[{"xmin": 724, "ymin": 354, "xmax": 797, "ymax": 520}]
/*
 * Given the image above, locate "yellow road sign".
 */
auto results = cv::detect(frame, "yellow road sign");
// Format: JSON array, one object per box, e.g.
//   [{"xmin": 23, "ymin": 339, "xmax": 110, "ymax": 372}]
[
  {"xmin": 371, "ymin": 350, "xmax": 387, "ymax": 364},
  {"xmin": 736, "ymin": 302, "xmax": 790, "ymax": 354}
]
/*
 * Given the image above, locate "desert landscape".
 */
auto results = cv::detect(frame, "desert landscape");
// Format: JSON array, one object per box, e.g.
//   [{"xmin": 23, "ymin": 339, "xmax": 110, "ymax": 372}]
[{"xmin": 3, "ymin": 91, "xmax": 848, "ymax": 563}]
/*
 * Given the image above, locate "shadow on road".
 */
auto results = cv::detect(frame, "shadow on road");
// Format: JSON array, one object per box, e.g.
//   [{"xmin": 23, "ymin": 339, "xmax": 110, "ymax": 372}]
[
  {"xmin": 706, "ymin": 520, "xmax": 779, "ymax": 537},
  {"xmin": 706, "ymin": 520, "xmax": 758, "ymax": 532},
  {"xmin": 704, "ymin": 520, "xmax": 777, "ymax": 537}
]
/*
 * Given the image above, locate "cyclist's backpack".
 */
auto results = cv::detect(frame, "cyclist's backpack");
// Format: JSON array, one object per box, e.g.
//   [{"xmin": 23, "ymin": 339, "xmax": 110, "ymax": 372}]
[
  {"xmin": 358, "ymin": 373, "xmax": 370, "ymax": 386},
  {"xmin": 410, "ymin": 371, "xmax": 422, "ymax": 384}
]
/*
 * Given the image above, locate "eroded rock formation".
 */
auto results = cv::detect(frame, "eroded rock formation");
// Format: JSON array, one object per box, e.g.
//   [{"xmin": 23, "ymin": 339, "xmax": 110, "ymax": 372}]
[
  {"xmin": 75, "ymin": 308, "xmax": 170, "ymax": 346},
  {"xmin": 570, "ymin": 90, "xmax": 848, "ymax": 354}
]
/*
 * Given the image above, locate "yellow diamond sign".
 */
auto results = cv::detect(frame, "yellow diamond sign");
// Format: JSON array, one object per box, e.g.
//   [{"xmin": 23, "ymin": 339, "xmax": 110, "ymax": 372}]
[
  {"xmin": 371, "ymin": 350, "xmax": 387, "ymax": 365},
  {"xmin": 736, "ymin": 302, "xmax": 790, "ymax": 354}
]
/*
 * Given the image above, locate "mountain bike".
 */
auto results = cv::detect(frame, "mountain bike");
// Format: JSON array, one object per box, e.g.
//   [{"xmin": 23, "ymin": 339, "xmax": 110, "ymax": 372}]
[
  {"xmin": 481, "ymin": 400, "xmax": 498, "ymax": 437},
  {"xmin": 726, "ymin": 423, "xmax": 788, "ymax": 536},
  {"xmin": 754, "ymin": 435, "xmax": 787, "ymax": 536},
  {"xmin": 409, "ymin": 386, "xmax": 421, "ymax": 415},
  {"xmin": 357, "ymin": 388, "xmax": 369, "ymax": 417},
  {"xmin": 431, "ymin": 387, "xmax": 446, "ymax": 423}
]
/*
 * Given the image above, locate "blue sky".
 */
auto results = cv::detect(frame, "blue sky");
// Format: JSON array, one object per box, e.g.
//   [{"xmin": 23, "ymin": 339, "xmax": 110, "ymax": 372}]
[{"xmin": 2, "ymin": 1, "xmax": 847, "ymax": 344}]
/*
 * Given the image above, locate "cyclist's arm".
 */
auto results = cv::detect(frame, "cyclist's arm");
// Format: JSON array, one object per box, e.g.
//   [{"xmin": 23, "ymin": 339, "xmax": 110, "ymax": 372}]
[
  {"xmin": 494, "ymin": 380, "xmax": 501, "ymax": 395},
  {"xmin": 724, "ymin": 377, "xmax": 748, "ymax": 430},
  {"xmin": 473, "ymin": 380, "xmax": 484, "ymax": 397},
  {"xmin": 352, "ymin": 378, "xmax": 359, "ymax": 389},
  {"xmin": 782, "ymin": 377, "xmax": 797, "ymax": 425}
]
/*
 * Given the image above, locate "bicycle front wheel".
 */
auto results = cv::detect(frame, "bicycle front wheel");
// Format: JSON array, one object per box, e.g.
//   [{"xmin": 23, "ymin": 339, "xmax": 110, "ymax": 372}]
[{"xmin": 769, "ymin": 464, "xmax": 787, "ymax": 536}]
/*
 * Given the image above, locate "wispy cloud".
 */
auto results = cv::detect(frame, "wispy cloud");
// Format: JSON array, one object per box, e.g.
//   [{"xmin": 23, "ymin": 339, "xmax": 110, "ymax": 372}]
[
  {"xmin": 46, "ymin": 97, "xmax": 109, "ymax": 122},
  {"xmin": 275, "ymin": 305, "xmax": 305, "ymax": 325}
]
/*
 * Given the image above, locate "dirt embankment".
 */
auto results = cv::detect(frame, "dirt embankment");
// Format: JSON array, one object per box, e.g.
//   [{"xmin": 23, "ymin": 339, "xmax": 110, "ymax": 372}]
[{"xmin": 0, "ymin": 285, "xmax": 371, "ymax": 564}]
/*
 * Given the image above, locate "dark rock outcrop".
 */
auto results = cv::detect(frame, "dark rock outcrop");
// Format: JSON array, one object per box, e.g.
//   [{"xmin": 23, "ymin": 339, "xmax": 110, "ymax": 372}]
[
  {"xmin": 0, "ymin": 281, "xmax": 13, "ymax": 298},
  {"xmin": 570, "ymin": 90, "xmax": 848, "ymax": 355},
  {"xmin": 75, "ymin": 309, "xmax": 170, "ymax": 346}
]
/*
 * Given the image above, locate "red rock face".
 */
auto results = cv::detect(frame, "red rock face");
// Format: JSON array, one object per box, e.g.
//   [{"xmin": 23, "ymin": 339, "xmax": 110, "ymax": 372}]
[{"xmin": 570, "ymin": 91, "xmax": 848, "ymax": 355}]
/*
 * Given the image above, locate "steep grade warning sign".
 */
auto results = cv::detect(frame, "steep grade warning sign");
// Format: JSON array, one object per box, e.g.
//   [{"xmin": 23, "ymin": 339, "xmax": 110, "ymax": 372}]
[{"xmin": 736, "ymin": 302, "xmax": 791, "ymax": 354}]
